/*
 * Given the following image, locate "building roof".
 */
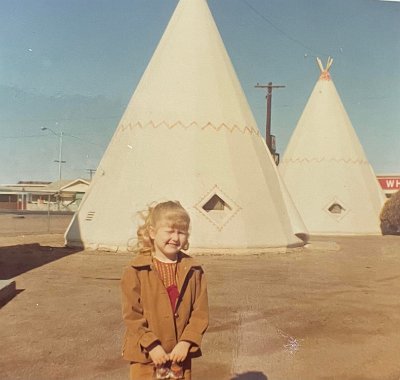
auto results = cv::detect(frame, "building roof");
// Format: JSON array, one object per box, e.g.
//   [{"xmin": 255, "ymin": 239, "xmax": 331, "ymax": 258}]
[
  {"xmin": 0, "ymin": 178, "xmax": 90, "ymax": 194},
  {"xmin": 44, "ymin": 179, "xmax": 90, "ymax": 192}
]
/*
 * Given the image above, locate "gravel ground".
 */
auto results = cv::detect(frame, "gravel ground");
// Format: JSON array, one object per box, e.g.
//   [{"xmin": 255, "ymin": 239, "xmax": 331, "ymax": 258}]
[{"xmin": 1, "ymin": 231, "xmax": 400, "ymax": 380}]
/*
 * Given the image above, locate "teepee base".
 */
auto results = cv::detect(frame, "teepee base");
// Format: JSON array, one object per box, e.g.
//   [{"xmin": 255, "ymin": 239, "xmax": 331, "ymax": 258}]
[{"xmin": 64, "ymin": 240, "xmax": 306, "ymax": 254}]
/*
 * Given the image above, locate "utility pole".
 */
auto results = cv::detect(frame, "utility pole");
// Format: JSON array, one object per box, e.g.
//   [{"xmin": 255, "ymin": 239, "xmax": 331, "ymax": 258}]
[
  {"xmin": 86, "ymin": 169, "xmax": 96, "ymax": 180},
  {"xmin": 255, "ymin": 82, "xmax": 285, "ymax": 163},
  {"xmin": 41, "ymin": 127, "xmax": 66, "ymax": 180},
  {"xmin": 56, "ymin": 131, "xmax": 64, "ymax": 181}
]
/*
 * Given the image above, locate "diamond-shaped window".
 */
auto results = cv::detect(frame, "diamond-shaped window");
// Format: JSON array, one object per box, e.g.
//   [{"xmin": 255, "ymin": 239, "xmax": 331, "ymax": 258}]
[
  {"xmin": 202, "ymin": 194, "xmax": 231, "ymax": 212},
  {"xmin": 328, "ymin": 203, "xmax": 345, "ymax": 214},
  {"xmin": 324, "ymin": 198, "xmax": 349, "ymax": 221},
  {"xmin": 195, "ymin": 187, "xmax": 240, "ymax": 230}
]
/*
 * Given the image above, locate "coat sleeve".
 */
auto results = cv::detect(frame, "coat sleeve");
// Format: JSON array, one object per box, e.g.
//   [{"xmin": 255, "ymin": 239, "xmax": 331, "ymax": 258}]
[
  {"xmin": 179, "ymin": 268, "xmax": 209, "ymax": 348},
  {"xmin": 121, "ymin": 266, "xmax": 160, "ymax": 353}
]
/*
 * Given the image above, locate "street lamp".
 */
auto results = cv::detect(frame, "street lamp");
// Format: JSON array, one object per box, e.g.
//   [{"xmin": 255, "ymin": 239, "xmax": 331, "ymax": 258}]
[{"xmin": 41, "ymin": 127, "xmax": 66, "ymax": 181}]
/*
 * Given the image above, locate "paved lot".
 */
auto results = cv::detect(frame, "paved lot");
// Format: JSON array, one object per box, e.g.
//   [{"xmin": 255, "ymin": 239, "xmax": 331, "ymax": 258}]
[
  {"xmin": 0, "ymin": 213, "xmax": 72, "ymax": 236},
  {"xmin": 1, "ymin": 233, "xmax": 400, "ymax": 380}
]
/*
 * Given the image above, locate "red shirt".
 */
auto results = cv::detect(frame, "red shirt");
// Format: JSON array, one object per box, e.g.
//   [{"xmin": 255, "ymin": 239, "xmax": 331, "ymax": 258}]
[{"xmin": 153, "ymin": 259, "xmax": 180, "ymax": 312}]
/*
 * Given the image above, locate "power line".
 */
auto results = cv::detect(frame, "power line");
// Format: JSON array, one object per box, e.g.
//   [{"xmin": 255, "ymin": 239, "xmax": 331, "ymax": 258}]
[
  {"xmin": 240, "ymin": 0, "xmax": 330, "ymax": 58},
  {"xmin": 1, "ymin": 132, "xmax": 105, "ymax": 148},
  {"xmin": 1, "ymin": 134, "xmax": 44, "ymax": 139},
  {"xmin": 0, "ymin": 115, "xmax": 121, "ymax": 123},
  {"xmin": 64, "ymin": 133, "xmax": 105, "ymax": 147}
]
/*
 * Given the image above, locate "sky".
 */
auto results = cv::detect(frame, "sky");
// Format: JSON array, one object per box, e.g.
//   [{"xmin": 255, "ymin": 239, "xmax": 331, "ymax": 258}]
[{"xmin": 0, "ymin": 0, "xmax": 399, "ymax": 184}]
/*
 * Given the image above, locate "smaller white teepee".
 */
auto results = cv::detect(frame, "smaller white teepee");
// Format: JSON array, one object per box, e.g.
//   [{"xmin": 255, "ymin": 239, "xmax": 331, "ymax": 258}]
[{"xmin": 279, "ymin": 57, "xmax": 385, "ymax": 235}]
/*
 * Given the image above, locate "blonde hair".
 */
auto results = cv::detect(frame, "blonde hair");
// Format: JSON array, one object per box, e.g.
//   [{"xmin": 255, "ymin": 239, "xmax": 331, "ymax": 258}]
[{"xmin": 135, "ymin": 201, "xmax": 190, "ymax": 255}]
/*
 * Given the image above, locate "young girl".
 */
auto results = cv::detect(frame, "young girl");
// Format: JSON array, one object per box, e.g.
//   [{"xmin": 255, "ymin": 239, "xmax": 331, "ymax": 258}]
[{"xmin": 121, "ymin": 201, "xmax": 209, "ymax": 380}]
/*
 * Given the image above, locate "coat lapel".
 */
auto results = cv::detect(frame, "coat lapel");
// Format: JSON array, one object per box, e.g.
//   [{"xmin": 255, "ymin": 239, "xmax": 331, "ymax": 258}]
[
  {"xmin": 176, "ymin": 252, "xmax": 203, "ymax": 302},
  {"xmin": 130, "ymin": 251, "xmax": 202, "ymax": 296}
]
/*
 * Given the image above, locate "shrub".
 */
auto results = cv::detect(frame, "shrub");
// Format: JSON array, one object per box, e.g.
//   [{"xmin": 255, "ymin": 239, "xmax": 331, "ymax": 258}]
[{"xmin": 380, "ymin": 190, "xmax": 400, "ymax": 235}]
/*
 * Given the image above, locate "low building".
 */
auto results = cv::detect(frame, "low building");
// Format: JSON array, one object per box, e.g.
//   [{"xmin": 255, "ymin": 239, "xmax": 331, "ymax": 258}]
[{"xmin": 0, "ymin": 179, "xmax": 90, "ymax": 212}]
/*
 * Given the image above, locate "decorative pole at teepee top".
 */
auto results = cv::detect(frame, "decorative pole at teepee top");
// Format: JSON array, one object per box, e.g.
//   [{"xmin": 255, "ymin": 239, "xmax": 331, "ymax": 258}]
[{"xmin": 317, "ymin": 56, "xmax": 333, "ymax": 81}]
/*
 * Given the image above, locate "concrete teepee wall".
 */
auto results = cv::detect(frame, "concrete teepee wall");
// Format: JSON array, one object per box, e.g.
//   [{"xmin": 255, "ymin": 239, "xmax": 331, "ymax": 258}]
[
  {"xmin": 279, "ymin": 58, "xmax": 385, "ymax": 235},
  {"xmin": 65, "ymin": 0, "xmax": 308, "ymax": 251}
]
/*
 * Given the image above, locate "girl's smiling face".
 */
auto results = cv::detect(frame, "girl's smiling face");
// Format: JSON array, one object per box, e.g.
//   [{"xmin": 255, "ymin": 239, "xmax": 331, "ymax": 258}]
[{"xmin": 150, "ymin": 218, "xmax": 189, "ymax": 260}]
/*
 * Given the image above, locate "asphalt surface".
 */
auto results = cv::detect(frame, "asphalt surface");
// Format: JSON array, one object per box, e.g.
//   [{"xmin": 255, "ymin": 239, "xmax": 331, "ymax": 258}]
[{"xmin": 1, "ymin": 233, "xmax": 400, "ymax": 380}]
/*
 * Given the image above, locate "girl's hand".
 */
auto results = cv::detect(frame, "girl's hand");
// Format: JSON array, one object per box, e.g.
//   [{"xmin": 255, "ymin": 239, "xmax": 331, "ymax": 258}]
[
  {"xmin": 169, "ymin": 341, "xmax": 191, "ymax": 363},
  {"xmin": 149, "ymin": 345, "xmax": 169, "ymax": 366}
]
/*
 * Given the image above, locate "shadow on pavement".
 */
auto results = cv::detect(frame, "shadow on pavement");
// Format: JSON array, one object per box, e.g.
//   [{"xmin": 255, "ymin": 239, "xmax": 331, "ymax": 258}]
[
  {"xmin": 231, "ymin": 372, "xmax": 268, "ymax": 380},
  {"xmin": 0, "ymin": 288, "xmax": 24, "ymax": 308},
  {"xmin": 0, "ymin": 243, "xmax": 81, "ymax": 280}
]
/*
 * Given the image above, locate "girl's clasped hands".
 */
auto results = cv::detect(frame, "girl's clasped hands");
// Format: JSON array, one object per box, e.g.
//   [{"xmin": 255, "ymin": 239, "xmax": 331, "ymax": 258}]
[
  {"xmin": 149, "ymin": 341, "xmax": 190, "ymax": 365},
  {"xmin": 149, "ymin": 342, "xmax": 191, "ymax": 379}
]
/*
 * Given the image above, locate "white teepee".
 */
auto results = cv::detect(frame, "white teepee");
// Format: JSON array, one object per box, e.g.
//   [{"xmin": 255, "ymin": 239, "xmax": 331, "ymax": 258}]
[
  {"xmin": 279, "ymin": 57, "xmax": 385, "ymax": 235},
  {"xmin": 65, "ymin": 0, "xmax": 308, "ymax": 251}
]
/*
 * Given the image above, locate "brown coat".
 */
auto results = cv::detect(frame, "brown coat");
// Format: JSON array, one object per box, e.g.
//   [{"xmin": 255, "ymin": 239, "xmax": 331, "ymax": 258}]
[{"xmin": 121, "ymin": 251, "xmax": 209, "ymax": 363}]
